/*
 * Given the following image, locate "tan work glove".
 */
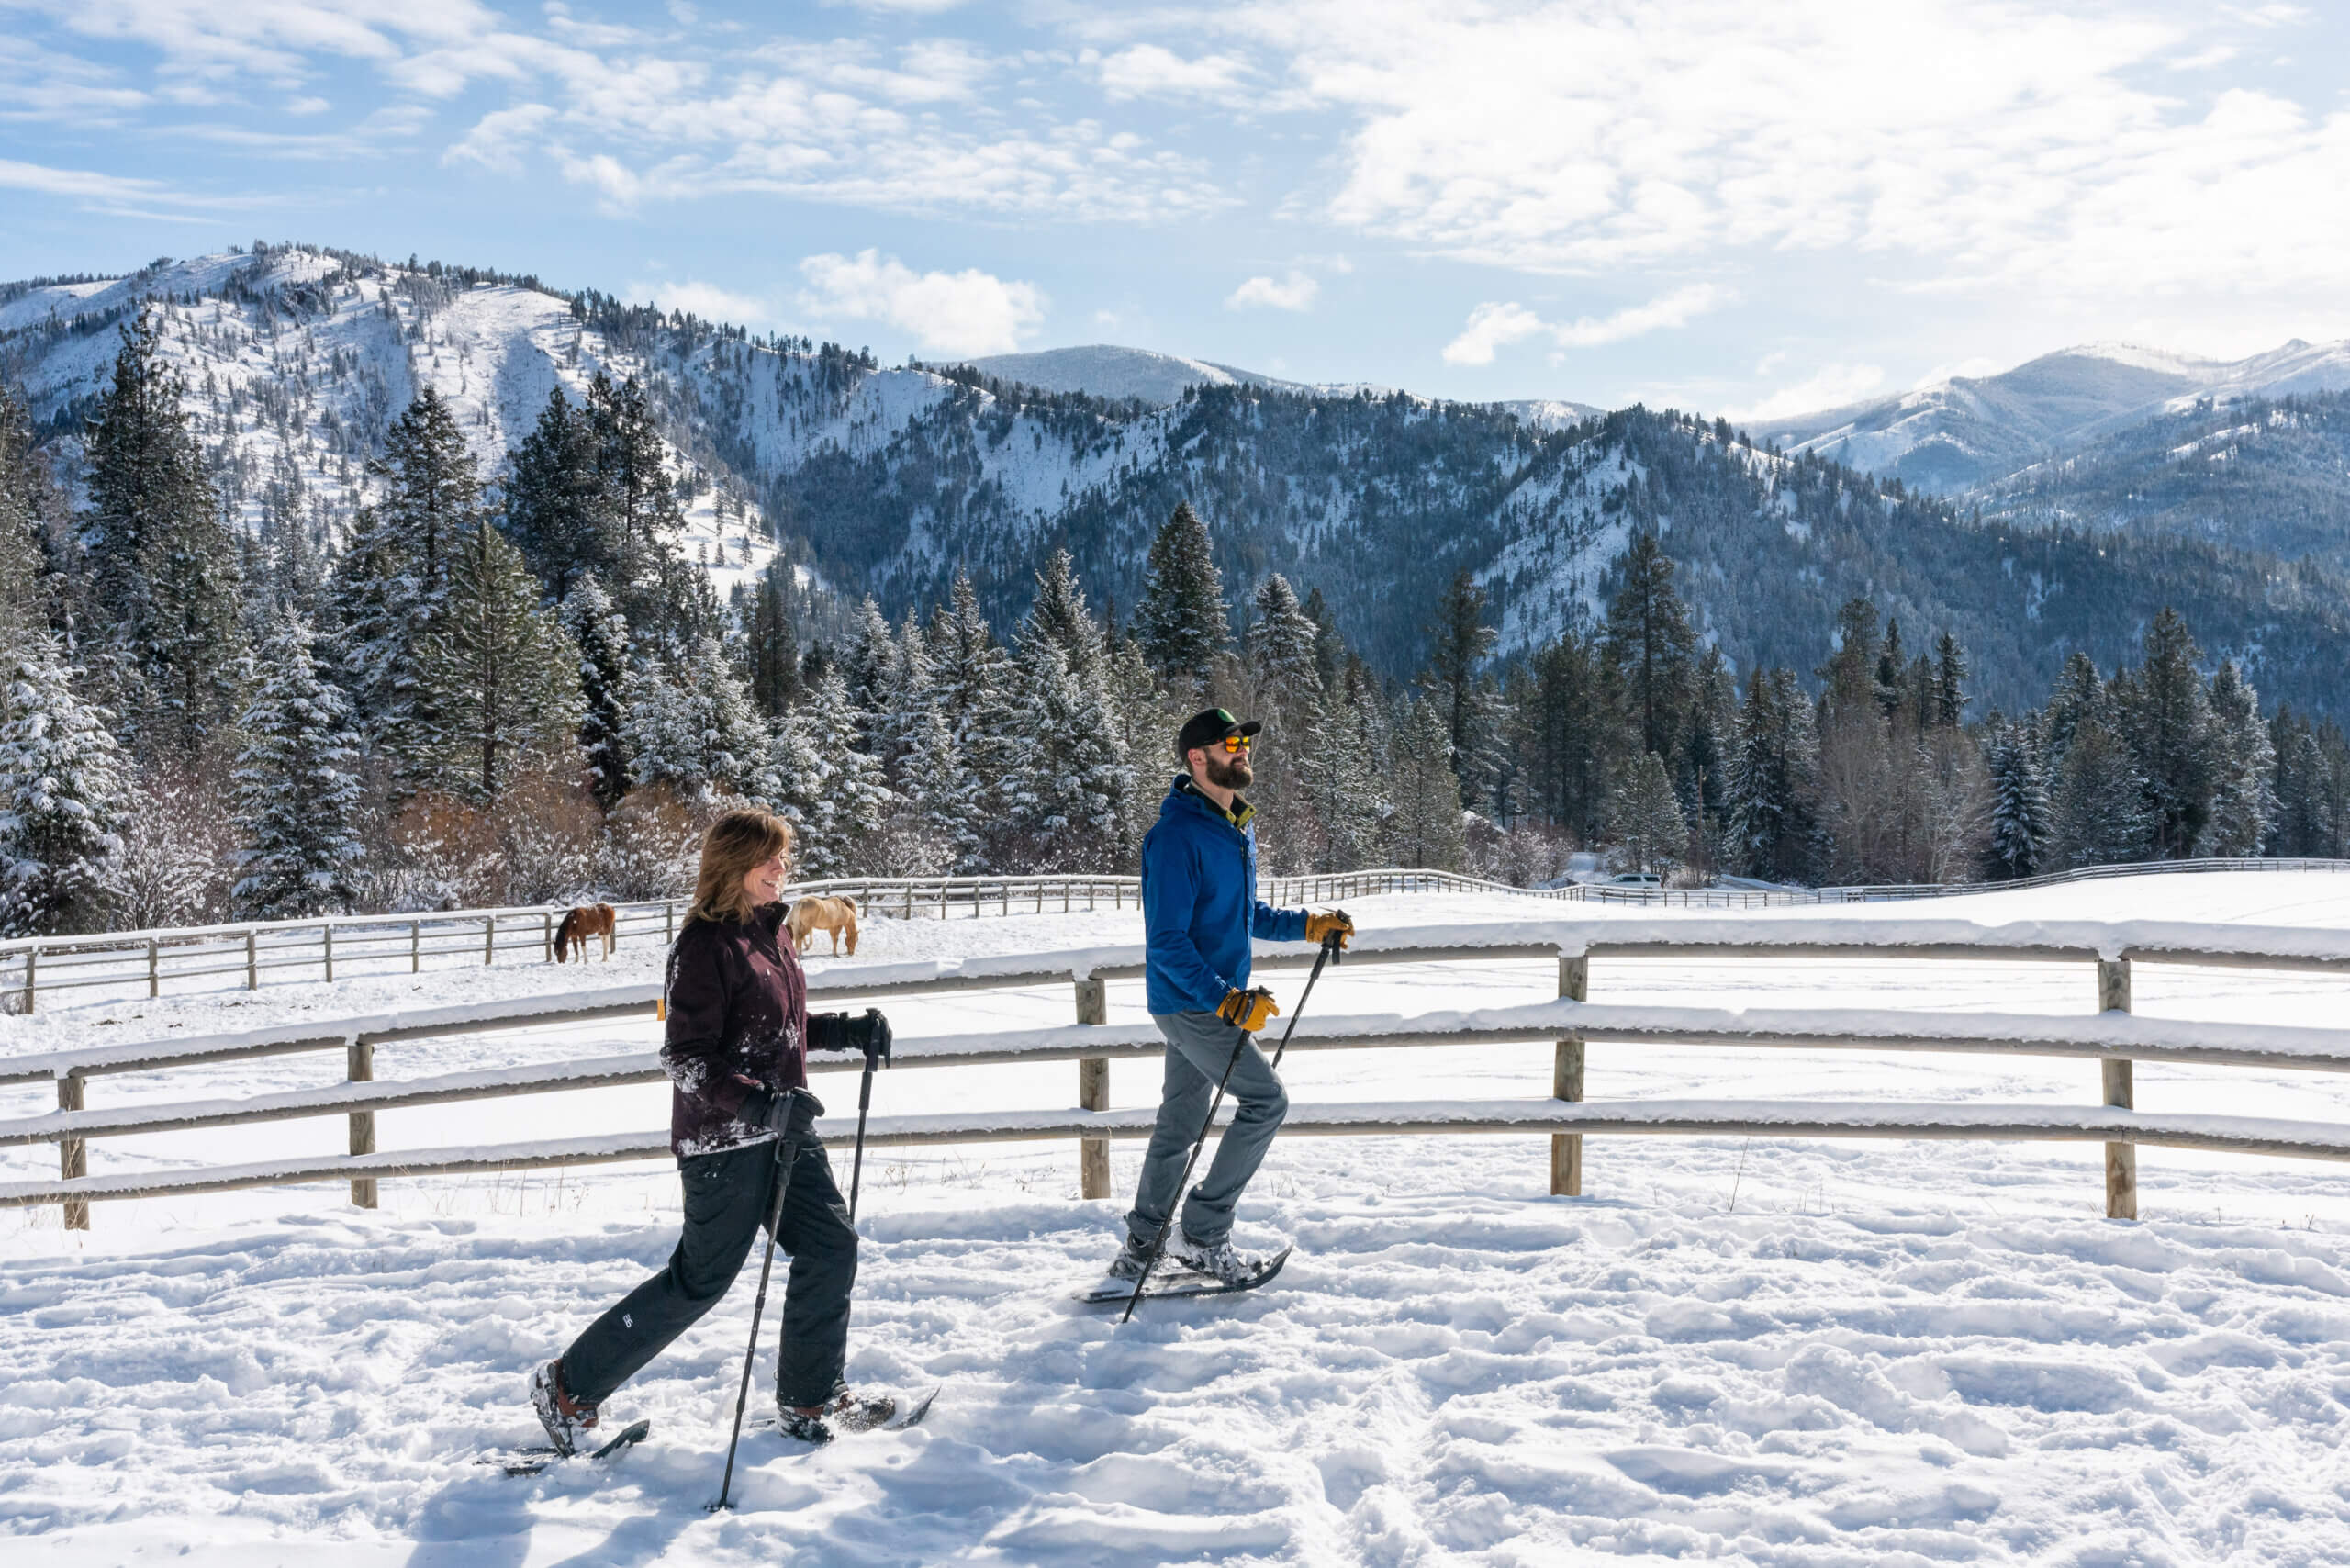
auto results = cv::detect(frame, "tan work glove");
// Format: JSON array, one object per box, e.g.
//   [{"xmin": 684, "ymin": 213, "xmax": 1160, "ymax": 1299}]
[
  {"xmin": 1304, "ymin": 910, "xmax": 1355, "ymax": 949},
  {"xmin": 1217, "ymin": 986, "xmax": 1280, "ymax": 1032}
]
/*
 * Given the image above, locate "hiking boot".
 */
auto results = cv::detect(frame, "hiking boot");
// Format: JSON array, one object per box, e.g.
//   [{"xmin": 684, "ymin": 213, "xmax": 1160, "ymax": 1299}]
[
  {"xmin": 775, "ymin": 1406, "xmax": 834, "ymax": 1445},
  {"xmin": 530, "ymin": 1360, "xmax": 599, "ymax": 1457},
  {"xmin": 1171, "ymin": 1230, "xmax": 1267, "ymax": 1287},
  {"xmin": 1105, "ymin": 1231, "xmax": 1155, "ymax": 1282}
]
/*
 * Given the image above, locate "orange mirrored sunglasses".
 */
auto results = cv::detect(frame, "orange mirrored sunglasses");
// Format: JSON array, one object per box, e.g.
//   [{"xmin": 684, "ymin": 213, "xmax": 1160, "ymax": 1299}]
[{"xmin": 1219, "ymin": 734, "xmax": 1255, "ymax": 754}]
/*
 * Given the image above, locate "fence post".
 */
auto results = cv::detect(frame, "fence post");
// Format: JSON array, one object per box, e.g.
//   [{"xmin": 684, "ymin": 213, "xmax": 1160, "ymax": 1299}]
[
  {"xmin": 2098, "ymin": 957, "xmax": 2136, "ymax": 1220},
  {"xmin": 147, "ymin": 938, "xmax": 159, "ymax": 1000},
  {"xmin": 1551, "ymin": 953, "xmax": 1587, "ymax": 1197},
  {"xmin": 483, "ymin": 914, "xmax": 495, "ymax": 967},
  {"xmin": 410, "ymin": 921, "xmax": 420, "ymax": 974},
  {"xmin": 58, "ymin": 1073, "xmax": 88, "ymax": 1231},
  {"xmin": 543, "ymin": 911, "xmax": 553, "ymax": 962},
  {"xmin": 19, "ymin": 946, "xmax": 30, "ymax": 1015},
  {"xmin": 1076, "ymin": 976, "xmax": 1110, "ymax": 1200},
  {"xmin": 665, "ymin": 902, "xmax": 676, "ymax": 942},
  {"xmin": 246, "ymin": 930, "xmax": 257, "ymax": 991},
  {"xmin": 348, "ymin": 1038, "xmax": 377, "ymax": 1210},
  {"xmin": 323, "ymin": 923, "xmax": 334, "ymax": 983}
]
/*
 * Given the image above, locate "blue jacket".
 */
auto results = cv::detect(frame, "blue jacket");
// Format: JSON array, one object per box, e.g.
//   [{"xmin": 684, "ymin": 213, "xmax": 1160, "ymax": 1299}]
[{"xmin": 1142, "ymin": 776, "xmax": 1307, "ymax": 1015}]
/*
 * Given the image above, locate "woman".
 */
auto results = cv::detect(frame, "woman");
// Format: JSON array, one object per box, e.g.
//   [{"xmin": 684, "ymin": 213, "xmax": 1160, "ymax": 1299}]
[{"xmin": 532, "ymin": 809, "xmax": 896, "ymax": 1450}]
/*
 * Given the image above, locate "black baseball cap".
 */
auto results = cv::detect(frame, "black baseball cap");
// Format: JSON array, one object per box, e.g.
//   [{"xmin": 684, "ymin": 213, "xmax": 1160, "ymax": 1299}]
[{"xmin": 1176, "ymin": 708, "xmax": 1262, "ymax": 756}]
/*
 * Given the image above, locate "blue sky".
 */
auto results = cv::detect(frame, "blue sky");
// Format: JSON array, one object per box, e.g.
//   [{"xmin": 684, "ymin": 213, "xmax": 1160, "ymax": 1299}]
[{"xmin": 6, "ymin": 0, "xmax": 2349, "ymax": 419}]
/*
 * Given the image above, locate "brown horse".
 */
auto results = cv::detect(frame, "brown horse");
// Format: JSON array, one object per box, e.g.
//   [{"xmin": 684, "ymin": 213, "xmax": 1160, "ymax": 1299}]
[
  {"xmin": 788, "ymin": 895, "xmax": 859, "ymax": 957},
  {"xmin": 554, "ymin": 902, "xmax": 617, "ymax": 962}
]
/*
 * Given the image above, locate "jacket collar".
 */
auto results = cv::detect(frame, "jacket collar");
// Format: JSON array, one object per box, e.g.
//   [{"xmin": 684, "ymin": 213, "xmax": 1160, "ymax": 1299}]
[{"xmin": 1170, "ymin": 772, "xmax": 1255, "ymax": 832}]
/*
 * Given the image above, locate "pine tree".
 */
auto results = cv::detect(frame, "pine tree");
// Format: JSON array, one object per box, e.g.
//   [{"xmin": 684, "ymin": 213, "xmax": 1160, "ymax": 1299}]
[
  {"xmin": 1302, "ymin": 585, "xmax": 1347, "ymax": 693},
  {"xmin": 747, "ymin": 557, "xmax": 802, "ymax": 717},
  {"xmin": 588, "ymin": 372, "xmax": 690, "ymax": 639},
  {"xmin": 1248, "ymin": 573, "xmax": 1322, "ymax": 711},
  {"xmin": 1602, "ymin": 532, "xmax": 1696, "ymax": 767},
  {"xmin": 0, "ymin": 386, "xmax": 62, "ymax": 645},
  {"xmin": 1027, "ymin": 547, "xmax": 1102, "ymax": 678},
  {"xmin": 373, "ymin": 387, "xmax": 477, "ymax": 602},
  {"xmin": 768, "ymin": 700, "xmax": 834, "ymax": 857},
  {"xmin": 1611, "ymin": 751, "xmax": 1687, "ymax": 876},
  {"xmin": 0, "ymin": 635, "xmax": 130, "ymax": 935},
  {"xmin": 1301, "ymin": 673, "xmax": 1387, "ymax": 871},
  {"xmin": 624, "ymin": 639, "xmax": 770, "ymax": 801},
  {"xmin": 557, "ymin": 576, "xmax": 632, "ymax": 811},
  {"xmin": 2043, "ymin": 650, "xmax": 2102, "ymax": 762},
  {"xmin": 930, "ymin": 573, "xmax": 1017, "ymax": 814},
  {"xmin": 502, "ymin": 386, "xmax": 606, "ymax": 599},
  {"xmin": 2204, "ymin": 659, "xmax": 2277, "ymax": 856},
  {"xmin": 797, "ymin": 669, "xmax": 890, "ymax": 874},
  {"xmin": 1002, "ymin": 633, "xmax": 1127, "ymax": 870},
  {"xmin": 414, "ymin": 517, "xmax": 585, "ymax": 801},
  {"xmin": 1931, "ymin": 632, "xmax": 1970, "ymax": 729},
  {"xmin": 1383, "ymin": 696, "xmax": 1466, "ymax": 870},
  {"xmin": 1818, "ymin": 597, "xmax": 1881, "ymax": 722},
  {"xmin": 229, "ymin": 614, "xmax": 365, "ymax": 918},
  {"xmin": 2114, "ymin": 608, "xmax": 2213, "ymax": 858},
  {"xmin": 330, "ymin": 502, "xmax": 421, "ymax": 754},
  {"xmin": 2049, "ymin": 711, "xmax": 2154, "ymax": 867},
  {"xmin": 1420, "ymin": 567, "xmax": 1502, "ymax": 808},
  {"xmin": 1725, "ymin": 666, "xmax": 1820, "ymax": 882},
  {"xmin": 1874, "ymin": 618, "xmax": 1908, "ymax": 722},
  {"xmin": 840, "ymin": 596, "xmax": 899, "ymax": 756},
  {"xmin": 1138, "ymin": 500, "xmax": 1225, "ymax": 689},
  {"xmin": 1985, "ymin": 721, "xmax": 2052, "ymax": 879},
  {"xmin": 82, "ymin": 305, "xmax": 247, "ymax": 756},
  {"xmin": 899, "ymin": 701, "xmax": 984, "ymax": 874}
]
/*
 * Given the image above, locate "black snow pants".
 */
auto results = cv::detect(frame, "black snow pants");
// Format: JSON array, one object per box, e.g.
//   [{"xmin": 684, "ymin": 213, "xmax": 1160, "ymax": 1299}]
[{"xmin": 560, "ymin": 1137, "xmax": 858, "ymax": 1410}]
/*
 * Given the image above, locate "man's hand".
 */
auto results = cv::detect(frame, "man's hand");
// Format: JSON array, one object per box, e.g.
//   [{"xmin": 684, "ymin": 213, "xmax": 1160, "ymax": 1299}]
[
  {"xmin": 760, "ymin": 1086, "xmax": 826, "ymax": 1141},
  {"xmin": 1218, "ymin": 986, "xmax": 1280, "ymax": 1032},
  {"xmin": 1304, "ymin": 910, "xmax": 1354, "ymax": 949}
]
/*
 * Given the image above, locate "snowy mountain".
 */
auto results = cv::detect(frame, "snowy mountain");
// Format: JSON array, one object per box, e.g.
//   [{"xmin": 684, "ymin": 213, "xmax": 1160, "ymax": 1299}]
[
  {"xmin": 9, "ymin": 244, "xmax": 2350, "ymax": 718},
  {"xmin": 1752, "ymin": 341, "xmax": 2350, "ymax": 494},
  {"xmin": 952, "ymin": 344, "xmax": 1311, "ymax": 404}
]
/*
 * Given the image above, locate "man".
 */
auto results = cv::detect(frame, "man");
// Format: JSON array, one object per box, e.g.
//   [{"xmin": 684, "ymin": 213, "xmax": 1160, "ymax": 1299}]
[{"xmin": 1107, "ymin": 707, "xmax": 1353, "ymax": 1286}]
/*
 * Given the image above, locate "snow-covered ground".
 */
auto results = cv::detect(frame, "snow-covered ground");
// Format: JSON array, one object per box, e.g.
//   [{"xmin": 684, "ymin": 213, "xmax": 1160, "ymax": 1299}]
[{"xmin": 7, "ymin": 873, "xmax": 2350, "ymax": 1564}]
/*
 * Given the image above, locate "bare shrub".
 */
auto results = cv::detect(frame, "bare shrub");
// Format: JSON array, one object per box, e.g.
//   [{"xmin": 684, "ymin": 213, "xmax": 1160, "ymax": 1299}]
[{"xmin": 118, "ymin": 754, "xmax": 239, "ymax": 928}]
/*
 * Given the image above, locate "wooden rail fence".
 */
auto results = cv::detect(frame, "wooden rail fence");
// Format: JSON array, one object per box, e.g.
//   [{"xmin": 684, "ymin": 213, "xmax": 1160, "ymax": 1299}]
[{"xmin": 9, "ymin": 917, "xmax": 2350, "ymax": 1228}]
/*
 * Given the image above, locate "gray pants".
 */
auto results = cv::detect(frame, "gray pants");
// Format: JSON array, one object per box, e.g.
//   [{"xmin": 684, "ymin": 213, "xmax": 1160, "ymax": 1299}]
[{"xmin": 1123, "ymin": 1010, "xmax": 1290, "ymax": 1248}]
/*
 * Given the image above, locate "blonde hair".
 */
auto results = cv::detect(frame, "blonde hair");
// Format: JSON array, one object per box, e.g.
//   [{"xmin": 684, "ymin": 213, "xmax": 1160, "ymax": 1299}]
[{"xmin": 686, "ymin": 810, "xmax": 793, "ymax": 927}]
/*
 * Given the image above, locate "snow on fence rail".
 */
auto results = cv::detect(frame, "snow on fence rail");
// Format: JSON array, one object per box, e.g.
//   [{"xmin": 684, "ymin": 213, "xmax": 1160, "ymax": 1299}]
[{"xmin": 13, "ymin": 917, "xmax": 2350, "ymax": 1229}]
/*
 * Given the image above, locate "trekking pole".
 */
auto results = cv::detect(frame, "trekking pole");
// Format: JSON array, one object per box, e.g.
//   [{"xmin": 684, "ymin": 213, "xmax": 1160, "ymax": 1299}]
[
  {"xmin": 1121, "ymin": 930, "xmax": 1344, "ymax": 1324},
  {"xmin": 847, "ymin": 1021, "xmax": 888, "ymax": 1221},
  {"xmin": 711, "ymin": 1100, "xmax": 807, "ymax": 1512}
]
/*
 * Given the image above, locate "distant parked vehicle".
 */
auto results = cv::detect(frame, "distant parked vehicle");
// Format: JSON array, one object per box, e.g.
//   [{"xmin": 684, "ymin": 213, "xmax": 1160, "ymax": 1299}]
[{"xmin": 1606, "ymin": 872, "xmax": 1663, "ymax": 888}]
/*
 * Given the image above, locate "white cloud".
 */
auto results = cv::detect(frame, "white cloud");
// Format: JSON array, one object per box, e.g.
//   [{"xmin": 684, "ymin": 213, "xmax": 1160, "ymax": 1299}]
[
  {"xmin": 442, "ymin": 103, "xmax": 554, "ymax": 171},
  {"xmin": 1094, "ymin": 44, "xmax": 1252, "ymax": 102},
  {"xmin": 625, "ymin": 277, "xmax": 780, "ymax": 329},
  {"xmin": 1725, "ymin": 364, "xmax": 1886, "ymax": 423},
  {"xmin": 1442, "ymin": 286, "xmax": 1725, "ymax": 365},
  {"xmin": 0, "ymin": 155, "xmax": 223, "ymax": 209},
  {"xmin": 1232, "ymin": 0, "xmax": 2350, "ymax": 297},
  {"xmin": 797, "ymin": 250, "xmax": 1045, "ymax": 357},
  {"xmin": 1226, "ymin": 271, "xmax": 1317, "ymax": 311}
]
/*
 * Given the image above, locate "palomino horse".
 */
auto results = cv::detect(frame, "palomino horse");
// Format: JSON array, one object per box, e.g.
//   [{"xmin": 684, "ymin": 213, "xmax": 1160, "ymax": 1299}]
[
  {"xmin": 554, "ymin": 902, "xmax": 617, "ymax": 962},
  {"xmin": 788, "ymin": 896, "xmax": 859, "ymax": 957}
]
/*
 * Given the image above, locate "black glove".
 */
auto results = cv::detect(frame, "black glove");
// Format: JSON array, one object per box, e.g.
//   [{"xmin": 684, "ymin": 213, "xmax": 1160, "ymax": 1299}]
[
  {"xmin": 758, "ymin": 1085, "xmax": 825, "ymax": 1142},
  {"xmin": 809, "ymin": 1008, "xmax": 891, "ymax": 1063}
]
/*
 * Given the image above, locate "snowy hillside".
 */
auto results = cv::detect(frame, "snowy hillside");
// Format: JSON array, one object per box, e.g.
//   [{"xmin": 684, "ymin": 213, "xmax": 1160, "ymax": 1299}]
[
  {"xmin": 1752, "ymin": 340, "xmax": 2350, "ymax": 494},
  {"xmin": 7, "ymin": 874, "xmax": 2350, "ymax": 1562},
  {"xmin": 955, "ymin": 344, "xmax": 1309, "ymax": 404}
]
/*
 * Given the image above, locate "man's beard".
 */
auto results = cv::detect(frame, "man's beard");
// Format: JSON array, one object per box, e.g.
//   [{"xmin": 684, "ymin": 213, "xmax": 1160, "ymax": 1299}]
[{"xmin": 1203, "ymin": 751, "xmax": 1254, "ymax": 790}]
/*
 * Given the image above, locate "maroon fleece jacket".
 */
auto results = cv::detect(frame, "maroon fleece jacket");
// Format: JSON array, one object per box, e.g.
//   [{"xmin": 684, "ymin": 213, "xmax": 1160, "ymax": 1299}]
[{"xmin": 659, "ymin": 905, "xmax": 807, "ymax": 1158}]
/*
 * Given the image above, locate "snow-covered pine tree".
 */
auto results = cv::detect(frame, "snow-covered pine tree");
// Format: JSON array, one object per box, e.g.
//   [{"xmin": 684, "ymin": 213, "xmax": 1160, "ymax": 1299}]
[
  {"xmin": 1985, "ymin": 721, "xmax": 2052, "ymax": 879},
  {"xmin": 1301, "ymin": 673, "xmax": 1387, "ymax": 872},
  {"xmin": 623, "ymin": 638, "xmax": 771, "ymax": 801},
  {"xmin": 1247, "ymin": 573, "xmax": 1322, "ymax": 719},
  {"xmin": 414, "ymin": 516, "xmax": 585, "ymax": 801},
  {"xmin": 1383, "ymin": 696, "xmax": 1467, "ymax": 871},
  {"xmin": 929, "ymin": 573, "xmax": 1017, "ymax": 815},
  {"xmin": 0, "ymin": 386, "xmax": 62, "ymax": 646},
  {"xmin": 2049, "ymin": 711, "xmax": 2154, "ymax": 867},
  {"xmin": 81, "ymin": 305, "xmax": 247, "ymax": 757},
  {"xmin": 798, "ymin": 669, "xmax": 890, "ymax": 875},
  {"xmin": 2204, "ymin": 659, "xmax": 2277, "ymax": 857},
  {"xmin": 874, "ymin": 612, "xmax": 936, "ymax": 787},
  {"xmin": 587, "ymin": 372, "xmax": 691, "ymax": 639},
  {"xmin": 1002, "ymin": 633, "xmax": 1127, "ymax": 871},
  {"xmin": 557, "ymin": 575, "xmax": 632, "ymax": 811},
  {"xmin": 1611, "ymin": 751, "xmax": 1687, "ymax": 876},
  {"xmin": 1725, "ymin": 666, "xmax": 1820, "ymax": 883},
  {"xmin": 1103, "ymin": 631, "xmax": 1179, "ymax": 858},
  {"xmin": 1138, "ymin": 500, "xmax": 1225, "ymax": 690},
  {"xmin": 229, "ymin": 614, "xmax": 365, "ymax": 918},
  {"xmin": 898, "ymin": 701, "xmax": 984, "ymax": 875},
  {"xmin": 2042, "ymin": 650, "xmax": 2102, "ymax": 763},
  {"xmin": 0, "ymin": 635, "xmax": 130, "ymax": 935},
  {"xmin": 840, "ymin": 597, "xmax": 899, "ymax": 757},
  {"xmin": 503, "ymin": 386, "xmax": 607, "ymax": 601},
  {"xmin": 1026, "ymin": 548, "xmax": 1102, "ymax": 679},
  {"xmin": 1423, "ymin": 569, "xmax": 1500, "ymax": 794},
  {"xmin": 370, "ymin": 386, "xmax": 477, "ymax": 606},
  {"xmin": 767, "ymin": 700, "xmax": 834, "ymax": 863}
]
